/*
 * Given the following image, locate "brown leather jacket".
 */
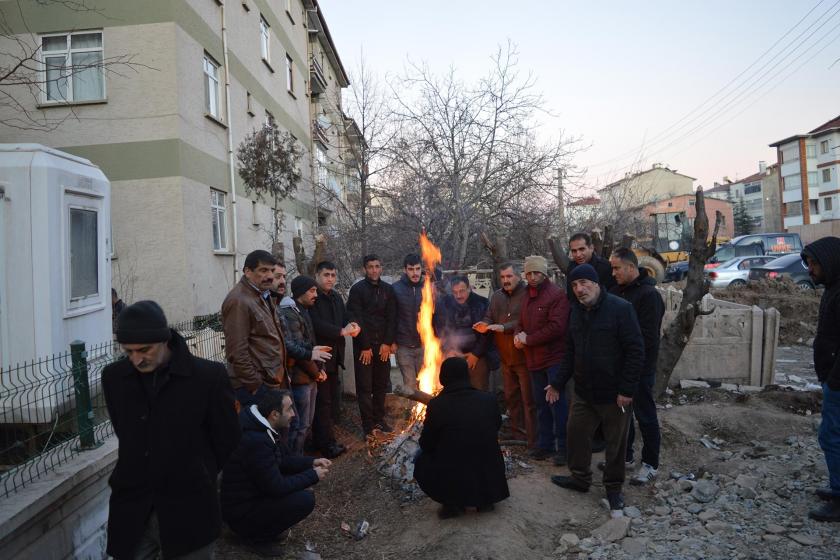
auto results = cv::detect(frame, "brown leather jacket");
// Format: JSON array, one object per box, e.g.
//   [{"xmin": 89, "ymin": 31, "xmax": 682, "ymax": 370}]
[
  {"xmin": 483, "ymin": 282, "xmax": 527, "ymax": 366},
  {"xmin": 221, "ymin": 277, "xmax": 287, "ymax": 391}
]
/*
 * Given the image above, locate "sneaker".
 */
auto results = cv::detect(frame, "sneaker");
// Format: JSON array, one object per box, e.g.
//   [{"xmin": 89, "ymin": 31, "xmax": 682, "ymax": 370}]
[
  {"xmin": 607, "ymin": 492, "xmax": 625, "ymax": 517},
  {"xmin": 816, "ymin": 487, "xmax": 837, "ymax": 501},
  {"xmin": 630, "ymin": 462, "xmax": 658, "ymax": 486},
  {"xmin": 597, "ymin": 459, "xmax": 635, "ymax": 471},
  {"xmin": 808, "ymin": 499, "xmax": 840, "ymax": 522},
  {"xmin": 553, "ymin": 449, "xmax": 567, "ymax": 466},
  {"xmin": 550, "ymin": 475, "xmax": 589, "ymax": 493},
  {"xmin": 528, "ymin": 448, "xmax": 553, "ymax": 461},
  {"xmin": 374, "ymin": 422, "xmax": 394, "ymax": 433}
]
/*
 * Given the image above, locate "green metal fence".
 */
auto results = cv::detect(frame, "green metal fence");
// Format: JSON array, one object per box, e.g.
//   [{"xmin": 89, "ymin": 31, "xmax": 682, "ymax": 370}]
[{"xmin": 0, "ymin": 313, "xmax": 225, "ymax": 498}]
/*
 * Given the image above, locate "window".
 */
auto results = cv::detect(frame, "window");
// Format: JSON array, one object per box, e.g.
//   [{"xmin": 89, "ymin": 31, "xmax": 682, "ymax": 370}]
[
  {"xmin": 744, "ymin": 184, "xmax": 761, "ymax": 195},
  {"xmin": 294, "ymin": 216, "xmax": 303, "ymax": 239},
  {"xmin": 316, "ymin": 145, "xmax": 327, "ymax": 187},
  {"xmin": 259, "ymin": 16, "xmax": 270, "ymax": 62},
  {"xmin": 806, "ymin": 144, "xmax": 817, "ymax": 159},
  {"xmin": 286, "ymin": 0, "xmax": 295, "ymax": 23},
  {"xmin": 824, "ymin": 168, "xmax": 832, "ymax": 183},
  {"xmin": 781, "ymin": 147, "xmax": 799, "ymax": 163},
  {"xmin": 286, "ymin": 54, "xmax": 294, "ymax": 93},
  {"xmin": 211, "ymin": 189, "xmax": 228, "ymax": 251},
  {"xmin": 821, "ymin": 140, "xmax": 830, "ymax": 155},
  {"xmin": 203, "ymin": 54, "xmax": 221, "ymax": 119},
  {"xmin": 785, "ymin": 202, "xmax": 802, "ymax": 216},
  {"xmin": 246, "ymin": 91, "xmax": 254, "ymax": 116},
  {"xmin": 70, "ymin": 207, "xmax": 99, "ymax": 300},
  {"xmin": 41, "ymin": 31, "xmax": 104, "ymax": 103},
  {"xmin": 808, "ymin": 171, "xmax": 818, "ymax": 187},
  {"xmin": 810, "ymin": 200, "xmax": 819, "ymax": 215},
  {"xmin": 783, "ymin": 174, "xmax": 801, "ymax": 191},
  {"xmin": 824, "ymin": 197, "xmax": 834, "ymax": 212}
]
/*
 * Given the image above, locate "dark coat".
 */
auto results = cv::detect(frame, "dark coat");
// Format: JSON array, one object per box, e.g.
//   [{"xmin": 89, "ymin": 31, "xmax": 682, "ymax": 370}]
[
  {"xmin": 220, "ymin": 405, "xmax": 318, "ymax": 524},
  {"xmin": 802, "ymin": 237, "xmax": 840, "ymax": 389},
  {"xmin": 310, "ymin": 287, "xmax": 350, "ymax": 374},
  {"xmin": 102, "ymin": 330, "xmax": 240, "ymax": 559},
  {"xmin": 393, "ymin": 274, "xmax": 424, "ymax": 347},
  {"xmin": 414, "ymin": 359, "xmax": 509, "ymax": 507},
  {"xmin": 609, "ymin": 269, "xmax": 665, "ymax": 377},
  {"xmin": 278, "ymin": 297, "xmax": 320, "ymax": 385},
  {"xmin": 567, "ymin": 253, "xmax": 616, "ymax": 301},
  {"xmin": 554, "ymin": 289, "xmax": 645, "ymax": 404},
  {"xmin": 516, "ymin": 280, "xmax": 569, "ymax": 372},
  {"xmin": 434, "ymin": 291, "xmax": 489, "ymax": 357},
  {"xmin": 347, "ymin": 277, "xmax": 397, "ymax": 351}
]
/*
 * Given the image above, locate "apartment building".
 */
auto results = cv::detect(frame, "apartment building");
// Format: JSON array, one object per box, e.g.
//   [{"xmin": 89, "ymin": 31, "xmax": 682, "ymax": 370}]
[
  {"xmin": 709, "ymin": 163, "xmax": 782, "ymax": 233},
  {"xmin": 598, "ymin": 163, "xmax": 695, "ymax": 215},
  {"xmin": 0, "ymin": 0, "xmax": 354, "ymax": 321},
  {"xmin": 770, "ymin": 114, "xmax": 840, "ymax": 229}
]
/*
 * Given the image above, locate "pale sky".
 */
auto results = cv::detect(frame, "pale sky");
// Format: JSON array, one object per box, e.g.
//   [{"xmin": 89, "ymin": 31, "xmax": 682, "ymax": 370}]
[{"xmin": 318, "ymin": 0, "xmax": 840, "ymax": 195}]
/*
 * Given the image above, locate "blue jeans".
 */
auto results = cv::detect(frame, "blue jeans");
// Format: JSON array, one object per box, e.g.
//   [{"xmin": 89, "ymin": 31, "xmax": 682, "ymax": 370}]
[
  {"xmin": 820, "ymin": 383, "xmax": 840, "ymax": 495},
  {"xmin": 627, "ymin": 373, "xmax": 661, "ymax": 468},
  {"xmin": 530, "ymin": 366, "xmax": 568, "ymax": 452},
  {"xmin": 290, "ymin": 383, "xmax": 317, "ymax": 453}
]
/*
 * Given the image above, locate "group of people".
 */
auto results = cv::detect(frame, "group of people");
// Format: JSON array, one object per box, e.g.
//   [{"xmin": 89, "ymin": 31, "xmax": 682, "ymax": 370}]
[{"xmin": 99, "ymin": 234, "xmax": 840, "ymax": 558}]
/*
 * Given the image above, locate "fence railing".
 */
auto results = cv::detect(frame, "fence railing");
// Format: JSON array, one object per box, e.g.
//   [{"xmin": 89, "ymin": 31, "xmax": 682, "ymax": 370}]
[{"xmin": 0, "ymin": 313, "xmax": 225, "ymax": 498}]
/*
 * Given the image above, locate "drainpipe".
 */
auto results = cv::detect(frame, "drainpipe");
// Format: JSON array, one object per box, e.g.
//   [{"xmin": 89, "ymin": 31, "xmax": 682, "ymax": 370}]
[{"xmin": 221, "ymin": 2, "xmax": 240, "ymax": 280}]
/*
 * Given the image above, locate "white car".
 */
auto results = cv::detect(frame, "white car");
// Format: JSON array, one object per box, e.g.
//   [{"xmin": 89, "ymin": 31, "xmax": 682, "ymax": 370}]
[{"xmin": 705, "ymin": 256, "xmax": 778, "ymax": 289}]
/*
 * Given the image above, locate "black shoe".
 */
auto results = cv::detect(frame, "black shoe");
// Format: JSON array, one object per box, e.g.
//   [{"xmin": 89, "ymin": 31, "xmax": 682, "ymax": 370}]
[
  {"xmin": 550, "ymin": 475, "xmax": 589, "ymax": 493},
  {"xmin": 809, "ymin": 499, "xmax": 840, "ymax": 522},
  {"xmin": 321, "ymin": 443, "xmax": 346, "ymax": 459},
  {"xmin": 244, "ymin": 540, "xmax": 286, "ymax": 558},
  {"xmin": 553, "ymin": 449, "xmax": 567, "ymax": 466},
  {"xmin": 374, "ymin": 422, "xmax": 394, "ymax": 433},
  {"xmin": 529, "ymin": 448, "xmax": 553, "ymax": 461},
  {"xmin": 476, "ymin": 503, "xmax": 495, "ymax": 513},
  {"xmin": 607, "ymin": 492, "xmax": 625, "ymax": 512},
  {"xmin": 438, "ymin": 504, "xmax": 464, "ymax": 519},
  {"xmin": 816, "ymin": 487, "xmax": 837, "ymax": 501}
]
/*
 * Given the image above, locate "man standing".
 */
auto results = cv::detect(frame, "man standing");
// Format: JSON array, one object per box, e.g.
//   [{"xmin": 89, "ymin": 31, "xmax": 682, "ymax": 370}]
[
  {"xmin": 347, "ymin": 254, "xmax": 397, "ymax": 435},
  {"xmin": 435, "ymin": 276, "xmax": 491, "ymax": 390},
  {"xmin": 222, "ymin": 250, "xmax": 287, "ymax": 407},
  {"xmin": 310, "ymin": 261, "xmax": 360, "ymax": 458},
  {"xmin": 414, "ymin": 357, "xmax": 509, "ymax": 519},
  {"xmin": 474, "ymin": 262, "xmax": 536, "ymax": 449},
  {"xmin": 609, "ymin": 248, "xmax": 665, "ymax": 485},
  {"xmin": 221, "ymin": 391, "xmax": 330, "ymax": 557},
  {"xmin": 392, "ymin": 254, "xmax": 424, "ymax": 391},
  {"xmin": 549, "ymin": 264, "xmax": 644, "ymax": 516},
  {"xmin": 566, "ymin": 233, "xmax": 615, "ymax": 299},
  {"xmin": 801, "ymin": 236, "xmax": 840, "ymax": 522},
  {"xmin": 514, "ymin": 255, "xmax": 569, "ymax": 464},
  {"xmin": 279, "ymin": 275, "xmax": 327, "ymax": 453},
  {"xmin": 103, "ymin": 301, "xmax": 240, "ymax": 559}
]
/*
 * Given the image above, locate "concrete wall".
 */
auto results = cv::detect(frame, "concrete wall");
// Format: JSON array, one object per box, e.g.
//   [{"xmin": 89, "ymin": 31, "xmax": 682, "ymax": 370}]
[{"xmin": 787, "ymin": 221, "xmax": 840, "ymax": 244}]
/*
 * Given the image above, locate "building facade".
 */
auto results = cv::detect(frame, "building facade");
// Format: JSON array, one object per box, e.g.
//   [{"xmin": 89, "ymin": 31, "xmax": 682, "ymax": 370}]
[
  {"xmin": 715, "ymin": 162, "xmax": 782, "ymax": 233},
  {"xmin": 770, "ymin": 114, "xmax": 840, "ymax": 229},
  {"xmin": 598, "ymin": 163, "xmax": 695, "ymax": 215},
  {"xmin": 0, "ymin": 0, "xmax": 353, "ymax": 322}
]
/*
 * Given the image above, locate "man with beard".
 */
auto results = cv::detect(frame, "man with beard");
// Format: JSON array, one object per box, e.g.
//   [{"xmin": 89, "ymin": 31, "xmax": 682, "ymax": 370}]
[
  {"xmin": 392, "ymin": 254, "xmax": 424, "ymax": 391},
  {"xmin": 434, "ymin": 276, "xmax": 491, "ymax": 390},
  {"xmin": 801, "ymin": 236, "xmax": 840, "ymax": 522}
]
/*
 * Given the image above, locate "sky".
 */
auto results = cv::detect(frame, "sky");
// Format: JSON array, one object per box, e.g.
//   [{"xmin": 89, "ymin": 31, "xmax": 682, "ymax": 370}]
[{"xmin": 318, "ymin": 0, "xmax": 840, "ymax": 196}]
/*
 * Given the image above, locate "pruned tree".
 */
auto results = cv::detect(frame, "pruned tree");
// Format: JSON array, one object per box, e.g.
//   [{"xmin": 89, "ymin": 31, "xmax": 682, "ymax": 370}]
[
  {"xmin": 654, "ymin": 187, "xmax": 723, "ymax": 397},
  {"xmin": 236, "ymin": 122, "xmax": 302, "ymax": 244}
]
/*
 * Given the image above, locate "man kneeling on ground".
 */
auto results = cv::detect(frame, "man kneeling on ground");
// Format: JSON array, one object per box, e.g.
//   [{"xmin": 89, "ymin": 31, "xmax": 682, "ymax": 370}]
[
  {"xmin": 221, "ymin": 391, "xmax": 330, "ymax": 556},
  {"xmin": 414, "ymin": 357, "xmax": 510, "ymax": 519}
]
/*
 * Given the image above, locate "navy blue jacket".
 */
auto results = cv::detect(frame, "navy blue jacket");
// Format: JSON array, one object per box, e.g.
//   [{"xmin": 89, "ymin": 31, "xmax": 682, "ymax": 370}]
[
  {"xmin": 220, "ymin": 406, "xmax": 318, "ymax": 524},
  {"xmin": 554, "ymin": 289, "xmax": 644, "ymax": 404},
  {"xmin": 392, "ymin": 274, "xmax": 423, "ymax": 347},
  {"xmin": 802, "ymin": 237, "xmax": 840, "ymax": 389},
  {"xmin": 434, "ymin": 291, "xmax": 489, "ymax": 357},
  {"xmin": 609, "ymin": 269, "xmax": 664, "ymax": 377}
]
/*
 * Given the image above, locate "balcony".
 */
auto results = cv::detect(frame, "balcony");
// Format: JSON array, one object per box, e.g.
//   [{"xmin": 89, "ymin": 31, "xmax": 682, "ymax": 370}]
[
  {"xmin": 313, "ymin": 118, "xmax": 329, "ymax": 147},
  {"xmin": 310, "ymin": 56, "xmax": 327, "ymax": 96},
  {"xmin": 782, "ymin": 189, "xmax": 802, "ymax": 204}
]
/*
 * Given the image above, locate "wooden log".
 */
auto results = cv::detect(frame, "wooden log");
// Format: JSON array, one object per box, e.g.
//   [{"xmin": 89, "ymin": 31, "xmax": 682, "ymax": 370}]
[
  {"xmin": 601, "ymin": 224, "xmax": 614, "ymax": 258},
  {"xmin": 393, "ymin": 385, "xmax": 433, "ymax": 405},
  {"xmin": 591, "ymin": 229, "xmax": 604, "ymax": 257},
  {"xmin": 548, "ymin": 236, "xmax": 571, "ymax": 274}
]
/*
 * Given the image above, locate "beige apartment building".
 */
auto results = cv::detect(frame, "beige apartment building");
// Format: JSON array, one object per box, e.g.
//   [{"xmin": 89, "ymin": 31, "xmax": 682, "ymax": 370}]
[
  {"xmin": 598, "ymin": 163, "xmax": 695, "ymax": 215},
  {"xmin": 0, "ymin": 0, "xmax": 354, "ymax": 322}
]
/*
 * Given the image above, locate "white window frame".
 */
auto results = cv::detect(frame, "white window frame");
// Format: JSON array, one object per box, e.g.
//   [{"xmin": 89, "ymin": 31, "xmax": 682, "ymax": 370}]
[
  {"xmin": 63, "ymin": 188, "xmax": 107, "ymax": 317},
  {"xmin": 806, "ymin": 144, "xmax": 817, "ymax": 159},
  {"xmin": 286, "ymin": 54, "xmax": 294, "ymax": 94},
  {"xmin": 259, "ymin": 16, "xmax": 270, "ymax": 63},
  {"xmin": 824, "ymin": 168, "xmax": 832, "ymax": 183},
  {"xmin": 211, "ymin": 188, "xmax": 229, "ymax": 252},
  {"xmin": 824, "ymin": 197, "xmax": 834, "ymax": 212},
  {"xmin": 204, "ymin": 54, "xmax": 221, "ymax": 119},
  {"xmin": 39, "ymin": 30, "xmax": 106, "ymax": 104}
]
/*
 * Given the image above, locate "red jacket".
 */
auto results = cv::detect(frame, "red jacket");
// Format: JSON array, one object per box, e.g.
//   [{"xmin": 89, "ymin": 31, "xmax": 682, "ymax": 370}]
[{"xmin": 517, "ymin": 280, "xmax": 569, "ymax": 371}]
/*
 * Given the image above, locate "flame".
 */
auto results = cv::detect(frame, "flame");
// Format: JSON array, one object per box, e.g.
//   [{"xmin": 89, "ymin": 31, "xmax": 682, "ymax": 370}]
[{"xmin": 414, "ymin": 232, "xmax": 443, "ymax": 416}]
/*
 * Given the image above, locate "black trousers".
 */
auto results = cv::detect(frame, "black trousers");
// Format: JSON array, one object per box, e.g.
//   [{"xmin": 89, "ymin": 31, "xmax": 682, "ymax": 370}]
[
  {"xmin": 226, "ymin": 490, "xmax": 315, "ymax": 541},
  {"xmin": 313, "ymin": 372, "xmax": 339, "ymax": 450},
  {"xmin": 354, "ymin": 348, "xmax": 390, "ymax": 432}
]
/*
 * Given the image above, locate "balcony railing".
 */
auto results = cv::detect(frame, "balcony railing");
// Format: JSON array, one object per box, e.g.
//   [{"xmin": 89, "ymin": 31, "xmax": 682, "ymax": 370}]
[{"xmin": 310, "ymin": 56, "xmax": 327, "ymax": 96}]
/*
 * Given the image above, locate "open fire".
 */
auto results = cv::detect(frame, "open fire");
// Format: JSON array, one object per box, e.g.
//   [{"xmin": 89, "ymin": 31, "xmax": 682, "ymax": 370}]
[{"xmin": 413, "ymin": 232, "xmax": 444, "ymax": 417}]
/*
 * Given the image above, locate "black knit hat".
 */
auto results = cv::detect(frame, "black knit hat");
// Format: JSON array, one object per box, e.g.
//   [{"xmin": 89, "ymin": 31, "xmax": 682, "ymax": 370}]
[
  {"xmin": 568, "ymin": 263, "xmax": 599, "ymax": 284},
  {"xmin": 291, "ymin": 275, "xmax": 318, "ymax": 300},
  {"xmin": 115, "ymin": 300, "xmax": 171, "ymax": 344}
]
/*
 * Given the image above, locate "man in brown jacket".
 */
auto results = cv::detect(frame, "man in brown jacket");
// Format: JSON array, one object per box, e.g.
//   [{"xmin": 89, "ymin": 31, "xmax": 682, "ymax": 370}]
[
  {"xmin": 222, "ymin": 250, "xmax": 287, "ymax": 408},
  {"xmin": 474, "ymin": 262, "xmax": 536, "ymax": 449}
]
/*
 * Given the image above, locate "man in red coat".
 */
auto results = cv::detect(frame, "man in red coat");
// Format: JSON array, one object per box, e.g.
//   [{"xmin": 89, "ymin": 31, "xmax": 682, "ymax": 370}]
[{"xmin": 514, "ymin": 255, "xmax": 570, "ymax": 465}]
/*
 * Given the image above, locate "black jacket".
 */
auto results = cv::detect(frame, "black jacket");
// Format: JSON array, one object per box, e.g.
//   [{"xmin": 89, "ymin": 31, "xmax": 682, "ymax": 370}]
[
  {"xmin": 554, "ymin": 289, "xmax": 644, "ymax": 404},
  {"xmin": 220, "ymin": 405, "xmax": 318, "ymax": 524},
  {"xmin": 802, "ymin": 237, "xmax": 840, "ymax": 389},
  {"xmin": 414, "ymin": 364, "xmax": 509, "ymax": 507},
  {"xmin": 347, "ymin": 277, "xmax": 397, "ymax": 351},
  {"xmin": 310, "ymin": 287, "xmax": 350, "ymax": 374},
  {"xmin": 609, "ymin": 269, "xmax": 664, "ymax": 377},
  {"xmin": 567, "ymin": 253, "xmax": 616, "ymax": 301},
  {"xmin": 102, "ymin": 330, "xmax": 240, "ymax": 559},
  {"xmin": 434, "ymin": 291, "xmax": 489, "ymax": 357},
  {"xmin": 393, "ymin": 274, "xmax": 423, "ymax": 347}
]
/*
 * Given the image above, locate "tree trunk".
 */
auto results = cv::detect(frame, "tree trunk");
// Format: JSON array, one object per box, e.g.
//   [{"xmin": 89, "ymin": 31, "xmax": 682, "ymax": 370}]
[
  {"xmin": 292, "ymin": 236, "xmax": 307, "ymax": 275},
  {"xmin": 591, "ymin": 229, "xmax": 604, "ymax": 257},
  {"xmin": 654, "ymin": 188, "xmax": 722, "ymax": 398},
  {"xmin": 601, "ymin": 224, "xmax": 614, "ymax": 258},
  {"xmin": 272, "ymin": 242, "xmax": 285, "ymax": 265},
  {"xmin": 480, "ymin": 232, "xmax": 508, "ymax": 291},
  {"xmin": 548, "ymin": 236, "xmax": 570, "ymax": 274}
]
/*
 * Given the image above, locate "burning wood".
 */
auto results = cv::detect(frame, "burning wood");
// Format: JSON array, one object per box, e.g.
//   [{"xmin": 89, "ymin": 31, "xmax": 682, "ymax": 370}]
[{"xmin": 392, "ymin": 385, "xmax": 433, "ymax": 406}]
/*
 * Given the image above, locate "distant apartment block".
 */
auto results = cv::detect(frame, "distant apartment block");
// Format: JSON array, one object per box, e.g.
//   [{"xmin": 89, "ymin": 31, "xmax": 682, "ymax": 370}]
[
  {"xmin": 598, "ymin": 163, "xmax": 695, "ymax": 215},
  {"xmin": 0, "ymin": 0, "xmax": 356, "ymax": 322},
  {"xmin": 770, "ymin": 114, "xmax": 840, "ymax": 229},
  {"xmin": 707, "ymin": 162, "xmax": 782, "ymax": 233}
]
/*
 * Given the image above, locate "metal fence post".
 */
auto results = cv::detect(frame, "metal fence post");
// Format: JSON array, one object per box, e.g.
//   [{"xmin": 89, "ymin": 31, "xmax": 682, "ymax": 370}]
[{"xmin": 71, "ymin": 340, "xmax": 101, "ymax": 450}]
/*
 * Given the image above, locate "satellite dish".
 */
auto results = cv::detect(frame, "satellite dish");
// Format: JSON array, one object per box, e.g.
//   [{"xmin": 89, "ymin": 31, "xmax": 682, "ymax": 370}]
[{"xmin": 669, "ymin": 241, "xmax": 680, "ymax": 251}]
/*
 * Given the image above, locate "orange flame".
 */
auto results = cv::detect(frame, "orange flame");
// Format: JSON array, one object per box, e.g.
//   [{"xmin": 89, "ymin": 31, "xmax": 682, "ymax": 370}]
[{"xmin": 415, "ymin": 232, "xmax": 443, "ymax": 416}]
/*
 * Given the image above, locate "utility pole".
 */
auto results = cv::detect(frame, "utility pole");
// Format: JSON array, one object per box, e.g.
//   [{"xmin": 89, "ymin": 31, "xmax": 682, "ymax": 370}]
[{"xmin": 556, "ymin": 167, "xmax": 566, "ymax": 245}]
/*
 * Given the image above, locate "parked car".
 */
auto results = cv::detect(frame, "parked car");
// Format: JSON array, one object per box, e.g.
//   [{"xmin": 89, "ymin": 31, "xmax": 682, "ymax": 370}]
[
  {"xmin": 747, "ymin": 253, "xmax": 815, "ymax": 289},
  {"xmin": 665, "ymin": 260, "xmax": 689, "ymax": 282},
  {"xmin": 706, "ymin": 232, "xmax": 803, "ymax": 270},
  {"xmin": 705, "ymin": 256, "xmax": 778, "ymax": 289}
]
